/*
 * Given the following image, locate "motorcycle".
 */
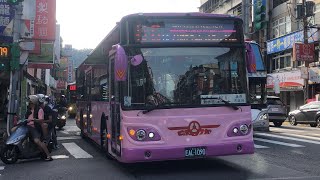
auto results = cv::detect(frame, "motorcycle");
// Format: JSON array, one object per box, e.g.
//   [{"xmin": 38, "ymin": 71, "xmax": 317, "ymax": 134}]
[
  {"xmin": 0, "ymin": 119, "xmax": 54, "ymax": 164},
  {"xmin": 53, "ymin": 106, "xmax": 67, "ymax": 130}
]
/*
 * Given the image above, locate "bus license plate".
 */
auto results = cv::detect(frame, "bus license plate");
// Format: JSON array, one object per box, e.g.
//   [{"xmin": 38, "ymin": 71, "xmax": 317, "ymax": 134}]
[{"xmin": 185, "ymin": 147, "xmax": 206, "ymax": 158}]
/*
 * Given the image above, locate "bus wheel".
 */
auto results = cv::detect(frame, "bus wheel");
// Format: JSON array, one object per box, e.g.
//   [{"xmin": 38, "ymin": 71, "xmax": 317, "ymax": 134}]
[{"xmin": 80, "ymin": 110, "xmax": 85, "ymax": 138}]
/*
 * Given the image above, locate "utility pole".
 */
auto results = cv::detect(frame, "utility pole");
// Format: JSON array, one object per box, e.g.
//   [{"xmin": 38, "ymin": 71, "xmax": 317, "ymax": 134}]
[
  {"xmin": 302, "ymin": 0, "xmax": 309, "ymax": 103},
  {"xmin": 242, "ymin": 0, "xmax": 250, "ymax": 38},
  {"xmin": 7, "ymin": 3, "xmax": 22, "ymax": 136}
]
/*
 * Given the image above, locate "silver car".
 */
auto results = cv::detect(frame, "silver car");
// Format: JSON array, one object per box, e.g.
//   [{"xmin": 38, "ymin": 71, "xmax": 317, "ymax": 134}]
[{"xmin": 251, "ymin": 109, "xmax": 269, "ymax": 131}]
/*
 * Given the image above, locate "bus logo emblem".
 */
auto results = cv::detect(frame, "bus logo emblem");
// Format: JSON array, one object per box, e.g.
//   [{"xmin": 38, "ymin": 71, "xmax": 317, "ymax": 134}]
[{"xmin": 168, "ymin": 121, "xmax": 220, "ymax": 136}]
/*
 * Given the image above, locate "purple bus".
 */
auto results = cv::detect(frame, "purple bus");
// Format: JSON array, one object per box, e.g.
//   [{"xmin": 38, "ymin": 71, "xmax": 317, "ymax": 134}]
[{"xmin": 76, "ymin": 13, "xmax": 254, "ymax": 163}]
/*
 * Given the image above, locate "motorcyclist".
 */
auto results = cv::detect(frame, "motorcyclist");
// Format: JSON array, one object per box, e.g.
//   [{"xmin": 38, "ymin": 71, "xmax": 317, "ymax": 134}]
[
  {"xmin": 59, "ymin": 95, "xmax": 67, "ymax": 108},
  {"xmin": 45, "ymin": 96, "xmax": 59, "ymax": 149},
  {"xmin": 25, "ymin": 95, "xmax": 53, "ymax": 161},
  {"xmin": 36, "ymin": 94, "xmax": 52, "ymax": 141}
]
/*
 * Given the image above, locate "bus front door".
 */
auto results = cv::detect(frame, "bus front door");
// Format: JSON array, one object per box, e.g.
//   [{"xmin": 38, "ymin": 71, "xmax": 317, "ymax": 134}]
[
  {"xmin": 85, "ymin": 70, "xmax": 92, "ymax": 135},
  {"xmin": 109, "ymin": 57, "xmax": 122, "ymax": 157}
]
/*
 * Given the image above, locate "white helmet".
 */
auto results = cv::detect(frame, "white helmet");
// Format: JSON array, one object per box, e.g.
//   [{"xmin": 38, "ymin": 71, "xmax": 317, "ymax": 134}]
[
  {"xmin": 28, "ymin": 95, "xmax": 39, "ymax": 104},
  {"xmin": 36, "ymin": 94, "xmax": 46, "ymax": 103}
]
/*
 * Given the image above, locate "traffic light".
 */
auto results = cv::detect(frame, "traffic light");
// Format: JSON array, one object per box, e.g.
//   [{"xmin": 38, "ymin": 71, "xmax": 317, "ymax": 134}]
[
  {"xmin": 0, "ymin": 62, "xmax": 9, "ymax": 72},
  {"xmin": 10, "ymin": 43, "xmax": 20, "ymax": 71},
  {"xmin": 7, "ymin": 0, "xmax": 23, "ymax": 5},
  {"xmin": 0, "ymin": 63, "xmax": 5, "ymax": 71},
  {"xmin": 253, "ymin": 1, "xmax": 267, "ymax": 31}
]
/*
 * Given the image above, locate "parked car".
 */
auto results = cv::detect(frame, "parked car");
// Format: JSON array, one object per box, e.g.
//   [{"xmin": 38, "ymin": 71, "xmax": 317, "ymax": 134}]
[
  {"xmin": 288, "ymin": 101, "xmax": 320, "ymax": 127},
  {"xmin": 251, "ymin": 109, "xmax": 269, "ymax": 131},
  {"xmin": 267, "ymin": 96, "xmax": 287, "ymax": 127}
]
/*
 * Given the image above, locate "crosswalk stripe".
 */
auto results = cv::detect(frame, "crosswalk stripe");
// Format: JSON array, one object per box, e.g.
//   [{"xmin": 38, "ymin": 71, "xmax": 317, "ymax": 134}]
[
  {"xmin": 270, "ymin": 132, "xmax": 320, "ymax": 141},
  {"xmin": 255, "ymin": 133, "xmax": 320, "ymax": 145},
  {"xmin": 52, "ymin": 155, "xmax": 70, "ymax": 159},
  {"xmin": 0, "ymin": 166, "xmax": 4, "ymax": 176},
  {"xmin": 254, "ymin": 138, "xmax": 304, "ymax": 147},
  {"xmin": 58, "ymin": 136, "xmax": 81, "ymax": 140},
  {"xmin": 62, "ymin": 142, "xmax": 93, "ymax": 159},
  {"xmin": 254, "ymin": 144, "xmax": 269, "ymax": 149}
]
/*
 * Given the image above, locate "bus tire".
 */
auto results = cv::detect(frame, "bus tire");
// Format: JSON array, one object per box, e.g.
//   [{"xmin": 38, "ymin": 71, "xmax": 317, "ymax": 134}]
[{"xmin": 80, "ymin": 110, "xmax": 85, "ymax": 138}]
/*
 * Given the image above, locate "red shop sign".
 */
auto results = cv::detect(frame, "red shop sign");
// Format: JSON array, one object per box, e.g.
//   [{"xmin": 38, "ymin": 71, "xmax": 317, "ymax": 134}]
[{"xmin": 293, "ymin": 43, "xmax": 315, "ymax": 62}]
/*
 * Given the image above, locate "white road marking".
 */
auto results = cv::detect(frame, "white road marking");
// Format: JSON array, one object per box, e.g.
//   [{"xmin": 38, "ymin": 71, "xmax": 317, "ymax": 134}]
[
  {"xmin": 0, "ymin": 166, "xmax": 4, "ymax": 176},
  {"xmin": 250, "ymin": 175, "xmax": 320, "ymax": 180},
  {"xmin": 60, "ymin": 131, "xmax": 69, "ymax": 135},
  {"xmin": 62, "ymin": 142, "xmax": 93, "ymax": 159},
  {"xmin": 255, "ymin": 133, "xmax": 320, "ymax": 145},
  {"xmin": 52, "ymin": 155, "xmax": 70, "ymax": 159},
  {"xmin": 254, "ymin": 138, "xmax": 304, "ymax": 147},
  {"xmin": 270, "ymin": 132, "xmax": 320, "ymax": 141},
  {"xmin": 254, "ymin": 144, "xmax": 269, "ymax": 149},
  {"xmin": 57, "ymin": 136, "xmax": 81, "ymax": 140},
  {"xmin": 270, "ymin": 127, "xmax": 306, "ymax": 133}
]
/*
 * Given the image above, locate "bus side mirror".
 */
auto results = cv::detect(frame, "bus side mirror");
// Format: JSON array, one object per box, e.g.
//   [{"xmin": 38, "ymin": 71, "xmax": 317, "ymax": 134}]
[
  {"xmin": 131, "ymin": 54, "xmax": 143, "ymax": 66},
  {"xmin": 113, "ymin": 44, "xmax": 127, "ymax": 82}
]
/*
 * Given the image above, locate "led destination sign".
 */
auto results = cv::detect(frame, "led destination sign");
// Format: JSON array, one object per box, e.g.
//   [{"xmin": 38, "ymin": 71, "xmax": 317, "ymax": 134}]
[{"xmin": 133, "ymin": 19, "xmax": 241, "ymax": 44}]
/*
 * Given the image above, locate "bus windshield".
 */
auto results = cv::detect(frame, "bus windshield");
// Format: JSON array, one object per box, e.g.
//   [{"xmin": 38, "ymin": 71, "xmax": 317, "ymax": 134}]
[{"xmin": 123, "ymin": 47, "xmax": 248, "ymax": 109}]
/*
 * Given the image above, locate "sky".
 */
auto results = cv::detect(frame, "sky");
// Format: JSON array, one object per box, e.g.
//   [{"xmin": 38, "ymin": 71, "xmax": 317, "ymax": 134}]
[{"xmin": 56, "ymin": 0, "xmax": 201, "ymax": 50}]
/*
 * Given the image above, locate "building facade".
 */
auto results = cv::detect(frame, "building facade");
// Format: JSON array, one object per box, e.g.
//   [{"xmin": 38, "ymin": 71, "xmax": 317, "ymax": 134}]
[{"xmin": 199, "ymin": 0, "xmax": 320, "ymax": 112}]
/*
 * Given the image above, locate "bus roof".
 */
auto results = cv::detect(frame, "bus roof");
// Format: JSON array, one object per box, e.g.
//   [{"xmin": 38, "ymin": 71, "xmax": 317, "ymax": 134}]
[{"xmin": 79, "ymin": 25, "xmax": 120, "ymax": 68}]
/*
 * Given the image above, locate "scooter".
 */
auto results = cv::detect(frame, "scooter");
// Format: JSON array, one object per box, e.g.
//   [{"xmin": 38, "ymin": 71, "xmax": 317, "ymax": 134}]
[
  {"xmin": 0, "ymin": 120, "xmax": 54, "ymax": 164},
  {"xmin": 54, "ymin": 106, "xmax": 67, "ymax": 130}
]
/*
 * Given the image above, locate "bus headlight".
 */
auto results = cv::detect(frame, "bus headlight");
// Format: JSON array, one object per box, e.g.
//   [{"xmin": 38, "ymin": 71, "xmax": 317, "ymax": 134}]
[
  {"xmin": 136, "ymin": 129, "xmax": 146, "ymax": 141},
  {"xmin": 240, "ymin": 125, "xmax": 249, "ymax": 135},
  {"xmin": 233, "ymin": 127, "xmax": 239, "ymax": 134},
  {"xmin": 148, "ymin": 132, "xmax": 155, "ymax": 138}
]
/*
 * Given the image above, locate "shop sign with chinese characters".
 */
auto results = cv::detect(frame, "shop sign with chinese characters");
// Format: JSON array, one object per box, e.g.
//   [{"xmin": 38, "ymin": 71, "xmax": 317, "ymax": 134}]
[
  {"xmin": 309, "ymin": 67, "xmax": 320, "ymax": 84},
  {"xmin": 293, "ymin": 43, "xmax": 315, "ymax": 62},
  {"xmin": 0, "ymin": 1, "xmax": 14, "ymax": 42},
  {"xmin": 267, "ymin": 70, "xmax": 304, "ymax": 91},
  {"xmin": 23, "ymin": 0, "xmax": 56, "ymax": 40}
]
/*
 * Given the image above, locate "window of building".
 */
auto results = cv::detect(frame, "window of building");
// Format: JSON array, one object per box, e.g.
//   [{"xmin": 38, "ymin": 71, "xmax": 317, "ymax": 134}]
[
  {"xmin": 292, "ymin": 59, "xmax": 305, "ymax": 67},
  {"xmin": 272, "ymin": 16, "xmax": 291, "ymax": 38},
  {"xmin": 273, "ymin": 0, "xmax": 289, "ymax": 9},
  {"xmin": 272, "ymin": 53, "xmax": 291, "ymax": 71},
  {"xmin": 228, "ymin": 3, "xmax": 242, "ymax": 16}
]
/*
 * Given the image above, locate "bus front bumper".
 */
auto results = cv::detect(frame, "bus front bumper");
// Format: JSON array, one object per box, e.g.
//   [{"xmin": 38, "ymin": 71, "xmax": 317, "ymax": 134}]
[{"xmin": 120, "ymin": 140, "xmax": 254, "ymax": 163}]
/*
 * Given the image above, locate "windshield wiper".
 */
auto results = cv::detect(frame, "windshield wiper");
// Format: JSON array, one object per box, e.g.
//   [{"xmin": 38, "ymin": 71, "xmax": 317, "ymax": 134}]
[
  {"xmin": 142, "ymin": 102, "xmax": 179, "ymax": 114},
  {"xmin": 202, "ymin": 97, "xmax": 240, "ymax": 111}
]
